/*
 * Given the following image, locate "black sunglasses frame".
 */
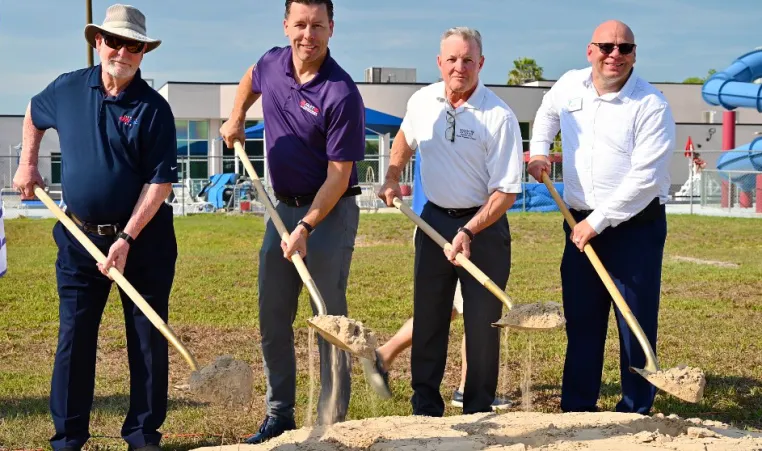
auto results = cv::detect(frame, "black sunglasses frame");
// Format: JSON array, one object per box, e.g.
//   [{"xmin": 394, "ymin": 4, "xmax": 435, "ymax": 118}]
[
  {"xmin": 100, "ymin": 32, "xmax": 146, "ymax": 54},
  {"xmin": 445, "ymin": 109, "xmax": 456, "ymax": 142},
  {"xmin": 591, "ymin": 42, "xmax": 636, "ymax": 55}
]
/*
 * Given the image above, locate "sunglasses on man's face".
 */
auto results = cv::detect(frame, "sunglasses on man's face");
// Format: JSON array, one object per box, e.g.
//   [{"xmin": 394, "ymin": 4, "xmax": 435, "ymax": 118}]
[
  {"xmin": 591, "ymin": 42, "xmax": 636, "ymax": 55},
  {"xmin": 101, "ymin": 33, "xmax": 145, "ymax": 54}
]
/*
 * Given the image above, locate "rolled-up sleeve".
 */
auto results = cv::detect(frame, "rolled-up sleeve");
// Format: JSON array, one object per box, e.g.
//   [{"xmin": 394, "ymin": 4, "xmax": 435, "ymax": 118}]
[
  {"xmin": 486, "ymin": 113, "xmax": 524, "ymax": 194},
  {"xmin": 529, "ymin": 85, "xmax": 561, "ymax": 158}
]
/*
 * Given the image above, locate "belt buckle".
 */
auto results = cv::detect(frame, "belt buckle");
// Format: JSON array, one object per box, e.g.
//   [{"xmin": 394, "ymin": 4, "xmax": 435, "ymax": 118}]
[
  {"xmin": 293, "ymin": 197, "xmax": 302, "ymax": 207},
  {"xmin": 96, "ymin": 224, "xmax": 115, "ymax": 236},
  {"xmin": 447, "ymin": 209, "xmax": 458, "ymax": 217}
]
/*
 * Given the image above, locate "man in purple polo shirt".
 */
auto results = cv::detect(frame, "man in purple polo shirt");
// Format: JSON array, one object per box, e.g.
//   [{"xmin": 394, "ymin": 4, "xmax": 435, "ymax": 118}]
[{"xmin": 220, "ymin": 0, "xmax": 365, "ymax": 444}]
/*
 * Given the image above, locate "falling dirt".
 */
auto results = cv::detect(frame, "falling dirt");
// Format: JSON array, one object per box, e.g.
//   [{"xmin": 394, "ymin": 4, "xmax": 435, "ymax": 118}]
[
  {"xmin": 308, "ymin": 314, "xmax": 378, "ymax": 360},
  {"xmin": 306, "ymin": 327, "xmax": 316, "ymax": 426},
  {"xmin": 494, "ymin": 302, "xmax": 565, "ymax": 330},
  {"xmin": 642, "ymin": 365, "xmax": 707, "ymax": 403},
  {"xmin": 520, "ymin": 339, "xmax": 533, "ymax": 411},
  {"xmin": 188, "ymin": 355, "xmax": 253, "ymax": 407},
  {"xmin": 318, "ymin": 346, "xmax": 342, "ymax": 426},
  {"xmin": 194, "ymin": 411, "xmax": 762, "ymax": 450}
]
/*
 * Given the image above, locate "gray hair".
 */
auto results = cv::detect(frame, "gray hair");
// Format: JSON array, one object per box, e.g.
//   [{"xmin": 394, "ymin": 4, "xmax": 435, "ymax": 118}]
[{"xmin": 441, "ymin": 27, "xmax": 483, "ymax": 56}]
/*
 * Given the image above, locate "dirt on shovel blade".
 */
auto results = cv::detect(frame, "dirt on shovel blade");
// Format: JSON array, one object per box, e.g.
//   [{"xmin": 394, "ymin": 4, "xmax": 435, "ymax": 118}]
[
  {"xmin": 189, "ymin": 355, "xmax": 253, "ymax": 407},
  {"xmin": 308, "ymin": 314, "xmax": 378, "ymax": 361},
  {"xmin": 642, "ymin": 365, "xmax": 706, "ymax": 403},
  {"xmin": 493, "ymin": 301, "xmax": 565, "ymax": 330}
]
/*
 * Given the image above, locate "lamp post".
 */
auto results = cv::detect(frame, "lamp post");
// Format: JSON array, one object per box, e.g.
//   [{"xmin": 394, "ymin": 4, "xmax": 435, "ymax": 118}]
[{"xmin": 86, "ymin": 0, "xmax": 93, "ymax": 67}]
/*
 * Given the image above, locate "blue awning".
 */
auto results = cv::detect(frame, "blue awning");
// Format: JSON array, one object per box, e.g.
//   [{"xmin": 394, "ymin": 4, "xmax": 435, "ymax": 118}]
[{"xmin": 243, "ymin": 108, "xmax": 402, "ymax": 139}]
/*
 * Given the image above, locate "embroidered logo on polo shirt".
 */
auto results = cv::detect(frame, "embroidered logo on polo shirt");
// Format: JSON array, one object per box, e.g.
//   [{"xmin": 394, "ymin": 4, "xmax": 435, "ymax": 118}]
[
  {"xmin": 457, "ymin": 129, "xmax": 476, "ymax": 140},
  {"xmin": 299, "ymin": 100, "xmax": 320, "ymax": 116},
  {"xmin": 119, "ymin": 115, "xmax": 139, "ymax": 127}
]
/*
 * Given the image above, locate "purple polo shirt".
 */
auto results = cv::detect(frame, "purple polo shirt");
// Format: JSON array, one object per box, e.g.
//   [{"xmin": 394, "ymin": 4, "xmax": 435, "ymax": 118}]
[{"xmin": 252, "ymin": 46, "xmax": 365, "ymax": 197}]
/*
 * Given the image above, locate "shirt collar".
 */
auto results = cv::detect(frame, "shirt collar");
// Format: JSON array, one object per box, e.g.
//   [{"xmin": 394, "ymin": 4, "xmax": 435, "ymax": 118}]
[
  {"xmin": 89, "ymin": 64, "xmax": 145, "ymax": 104},
  {"xmin": 582, "ymin": 68, "xmax": 638, "ymax": 103},
  {"xmin": 282, "ymin": 46, "xmax": 335, "ymax": 85},
  {"xmin": 436, "ymin": 80, "xmax": 487, "ymax": 110}
]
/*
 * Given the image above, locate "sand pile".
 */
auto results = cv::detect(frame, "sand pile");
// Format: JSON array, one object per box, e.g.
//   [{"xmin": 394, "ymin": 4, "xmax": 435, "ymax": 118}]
[
  {"xmin": 642, "ymin": 365, "xmax": 707, "ymax": 403},
  {"xmin": 308, "ymin": 315, "xmax": 378, "ymax": 360},
  {"xmin": 194, "ymin": 411, "xmax": 762, "ymax": 451},
  {"xmin": 493, "ymin": 302, "xmax": 565, "ymax": 330},
  {"xmin": 189, "ymin": 355, "xmax": 253, "ymax": 407}
]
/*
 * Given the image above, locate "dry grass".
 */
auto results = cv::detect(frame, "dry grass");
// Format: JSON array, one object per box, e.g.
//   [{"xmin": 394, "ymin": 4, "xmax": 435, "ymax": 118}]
[{"xmin": 1, "ymin": 212, "xmax": 761, "ymax": 449}]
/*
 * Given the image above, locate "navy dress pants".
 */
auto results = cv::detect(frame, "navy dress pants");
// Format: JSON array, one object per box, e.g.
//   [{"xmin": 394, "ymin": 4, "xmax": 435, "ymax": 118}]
[
  {"xmin": 49, "ymin": 204, "xmax": 177, "ymax": 450},
  {"xmin": 560, "ymin": 205, "xmax": 666, "ymax": 414}
]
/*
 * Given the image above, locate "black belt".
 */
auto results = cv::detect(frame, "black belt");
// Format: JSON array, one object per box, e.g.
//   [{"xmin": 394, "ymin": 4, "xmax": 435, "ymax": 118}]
[
  {"xmin": 275, "ymin": 185, "xmax": 362, "ymax": 207},
  {"xmin": 571, "ymin": 197, "xmax": 664, "ymax": 224},
  {"xmin": 66, "ymin": 210, "xmax": 121, "ymax": 236},
  {"xmin": 428, "ymin": 202, "xmax": 481, "ymax": 218}
]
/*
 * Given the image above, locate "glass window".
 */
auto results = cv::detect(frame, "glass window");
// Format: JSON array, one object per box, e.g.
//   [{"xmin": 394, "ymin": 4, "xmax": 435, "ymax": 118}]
[
  {"xmin": 189, "ymin": 120, "xmax": 209, "ymax": 140},
  {"xmin": 51, "ymin": 153, "xmax": 61, "ymax": 184},
  {"xmin": 175, "ymin": 120, "xmax": 189, "ymax": 140}
]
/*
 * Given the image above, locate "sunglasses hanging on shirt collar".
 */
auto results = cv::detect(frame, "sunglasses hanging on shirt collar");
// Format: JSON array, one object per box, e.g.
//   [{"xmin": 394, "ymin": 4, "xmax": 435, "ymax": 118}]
[
  {"xmin": 591, "ymin": 42, "xmax": 636, "ymax": 55},
  {"xmin": 445, "ymin": 103, "xmax": 457, "ymax": 142}
]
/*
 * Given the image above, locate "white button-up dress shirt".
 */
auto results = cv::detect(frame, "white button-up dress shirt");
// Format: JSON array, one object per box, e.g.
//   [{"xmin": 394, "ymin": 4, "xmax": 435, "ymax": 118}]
[{"xmin": 530, "ymin": 67, "xmax": 676, "ymax": 233}]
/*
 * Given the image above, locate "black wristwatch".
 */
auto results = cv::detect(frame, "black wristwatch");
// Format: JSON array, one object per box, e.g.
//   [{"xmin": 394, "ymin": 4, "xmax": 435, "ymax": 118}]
[
  {"xmin": 117, "ymin": 231, "xmax": 135, "ymax": 245},
  {"xmin": 297, "ymin": 219, "xmax": 315, "ymax": 236},
  {"xmin": 457, "ymin": 226, "xmax": 474, "ymax": 240}
]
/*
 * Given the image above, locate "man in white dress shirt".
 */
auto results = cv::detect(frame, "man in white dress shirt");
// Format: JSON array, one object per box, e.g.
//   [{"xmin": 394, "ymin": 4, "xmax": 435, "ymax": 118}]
[
  {"xmin": 528, "ymin": 20, "xmax": 676, "ymax": 414},
  {"xmin": 378, "ymin": 27, "xmax": 524, "ymax": 416}
]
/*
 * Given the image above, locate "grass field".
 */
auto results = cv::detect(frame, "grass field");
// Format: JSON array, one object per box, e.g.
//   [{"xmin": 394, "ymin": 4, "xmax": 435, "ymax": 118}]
[{"xmin": 1, "ymin": 212, "xmax": 761, "ymax": 449}]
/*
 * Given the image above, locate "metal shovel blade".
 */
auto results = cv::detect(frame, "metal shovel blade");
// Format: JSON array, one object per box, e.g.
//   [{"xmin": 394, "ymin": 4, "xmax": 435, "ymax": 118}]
[
  {"xmin": 631, "ymin": 365, "xmax": 706, "ymax": 403},
  {"xmin": 492, "ymin": 301, "xmax": 566, "ymax": 331},
  {"xmin": 306, "ymin": 314, "xmax": 378, "ymax": 361}
]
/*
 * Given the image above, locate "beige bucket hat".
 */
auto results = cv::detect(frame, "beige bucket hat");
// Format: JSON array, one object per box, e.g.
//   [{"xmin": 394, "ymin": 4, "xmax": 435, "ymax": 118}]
[{"xmin": 84, "ymin": 4, "xmax": 161, "ymax": 53}]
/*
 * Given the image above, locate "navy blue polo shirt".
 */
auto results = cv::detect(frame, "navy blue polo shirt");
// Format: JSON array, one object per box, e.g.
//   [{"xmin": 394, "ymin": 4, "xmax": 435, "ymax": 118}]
[
  {"xmin": 31, "ymin": 65, "xmax": 177, "ymax": 224},
  {"xmin": 252, "ymin": 46, "xmax": 365, "ymax": 197}
]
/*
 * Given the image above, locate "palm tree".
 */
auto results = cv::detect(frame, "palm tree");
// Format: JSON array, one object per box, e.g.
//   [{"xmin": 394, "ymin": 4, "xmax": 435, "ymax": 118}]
[{"xmin": 508, "ymin": 58, "xmax": 544, "ymax": 85}]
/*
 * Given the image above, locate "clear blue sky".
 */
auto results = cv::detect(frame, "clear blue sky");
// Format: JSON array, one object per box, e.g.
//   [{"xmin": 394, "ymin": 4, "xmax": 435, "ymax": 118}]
[{"xmin": 1, "ymin": 0, "xmax": 761, "ymax": 114}]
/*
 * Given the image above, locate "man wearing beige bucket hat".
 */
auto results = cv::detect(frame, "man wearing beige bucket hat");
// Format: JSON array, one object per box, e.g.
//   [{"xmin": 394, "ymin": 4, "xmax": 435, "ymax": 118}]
[{"xmin": 13, "ymin": 4, "xmax": 177, "ymax": 451}]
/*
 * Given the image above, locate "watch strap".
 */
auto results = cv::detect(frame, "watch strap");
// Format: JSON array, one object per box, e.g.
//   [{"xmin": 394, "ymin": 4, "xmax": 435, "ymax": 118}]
[{"xmin": 117, "ymin": 231, "xmax": 135, "ymax": 245}]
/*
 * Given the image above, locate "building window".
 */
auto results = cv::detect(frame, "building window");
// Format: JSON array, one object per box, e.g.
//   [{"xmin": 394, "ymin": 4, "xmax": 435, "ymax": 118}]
[
  {"xmin": 221, "ymin": 120, "xmax": 265, "ymax": 178},
  {"xmin": 176, "ymin": 120, "xmax": 209, "ymax": 179},
  {"xmin": 51, "ymin": 153, "xmax": 61, "ymax": 184}
]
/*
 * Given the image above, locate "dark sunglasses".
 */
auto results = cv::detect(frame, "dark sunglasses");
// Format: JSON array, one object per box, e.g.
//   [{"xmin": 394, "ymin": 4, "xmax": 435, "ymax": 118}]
[
  {"xmin": 101, "ymin": 33, "xmax": 145, "ymax": 54},
  {"xmin": 445, "ymin": 108, "xmax": 456, "ymax": 142},
  {"xmin": 591, "ymin": 42, "xmax": 636, "ymax": 55}
]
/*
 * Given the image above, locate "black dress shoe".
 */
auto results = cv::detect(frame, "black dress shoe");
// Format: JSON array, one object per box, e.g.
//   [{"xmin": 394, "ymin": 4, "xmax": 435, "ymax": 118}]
[{"xmin": 244, "ymin": 415, "xmax": 297, "ymax": 444}]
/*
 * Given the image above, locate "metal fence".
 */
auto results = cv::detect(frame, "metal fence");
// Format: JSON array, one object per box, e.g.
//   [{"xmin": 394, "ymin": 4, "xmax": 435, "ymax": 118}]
[{"xmin": 1, "ymin": 150, "xmax": 760, "ymax": 217}]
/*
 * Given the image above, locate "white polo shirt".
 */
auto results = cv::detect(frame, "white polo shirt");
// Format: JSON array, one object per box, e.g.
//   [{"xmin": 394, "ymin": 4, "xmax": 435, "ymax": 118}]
[
  {"xmin": 529, "ymin": 68, "xmax": 676, "ymax": 233},
  {"xmin": 401, "ymin": 81, "xmax": 524, "ymax": 209}
]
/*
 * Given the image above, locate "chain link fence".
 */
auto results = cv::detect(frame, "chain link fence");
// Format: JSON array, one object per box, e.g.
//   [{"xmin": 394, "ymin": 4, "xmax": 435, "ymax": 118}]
[{"xmin": 2, "ymin": 149, "xmax": 760, "ymax": 217}]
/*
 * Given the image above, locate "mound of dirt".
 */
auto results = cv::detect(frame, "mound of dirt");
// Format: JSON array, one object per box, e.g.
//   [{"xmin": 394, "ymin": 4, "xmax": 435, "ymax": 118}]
[
  {"xmin": 194, "ymin": 411, "xmax": 762, "ymax": 450},
  {"xmin": 642, "ymin": 365, "xmax": 707, "ymax": 403},
  {"xmin": 189, "ymin": 355, "xmax": 253, "ymax": 407},
  {"xmin": 493, "ymin": 302, "xmax": 565, "ymax": 330},
  {"xmin": 308, "ymin": 314, "xmax": 378, "ymax": 361}
]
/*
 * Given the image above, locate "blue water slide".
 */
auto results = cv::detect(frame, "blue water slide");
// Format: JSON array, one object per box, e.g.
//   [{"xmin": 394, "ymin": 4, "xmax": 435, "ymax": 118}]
[{"xmin": 702, "ymin": 49, "xmax": 762, "ymax": 181}]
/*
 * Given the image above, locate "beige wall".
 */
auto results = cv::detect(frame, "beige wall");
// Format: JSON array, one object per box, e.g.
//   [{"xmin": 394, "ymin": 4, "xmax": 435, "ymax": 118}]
[{"xmin": 162, "ymin": 80, "xmax": 762, "ymax": 128}]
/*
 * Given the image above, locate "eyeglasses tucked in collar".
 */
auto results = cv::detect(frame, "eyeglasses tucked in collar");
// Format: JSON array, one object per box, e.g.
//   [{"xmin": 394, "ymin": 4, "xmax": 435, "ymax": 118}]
[
  {"xmin": 100, "ymin": 32, "xmax": 145, "ymax": 54},
  {"xmin": 591, "ymin": 42, "xmax": 636, "ymax": 55},
  {"xmin": 445, "ymin": 106, "xmax": 456, "ymax": 142}
]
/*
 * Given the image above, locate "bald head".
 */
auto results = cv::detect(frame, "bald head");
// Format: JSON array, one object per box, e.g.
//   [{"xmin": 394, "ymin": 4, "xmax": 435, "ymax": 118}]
[{"xmin": 591, "ymin": 20, "xmax": 635, "ymax": 44}]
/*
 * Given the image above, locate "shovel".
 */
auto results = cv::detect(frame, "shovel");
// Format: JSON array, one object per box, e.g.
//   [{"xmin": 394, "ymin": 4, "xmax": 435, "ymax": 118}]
[
  {"xmin": 541, "ymin": 172, "xmax": 705, "ymax": 403},
  {"xmin": 34, "ymin": 186, "xmax": 255, "ymax": 406},
  {"xmin": 232, "ymin": 141, "xmax": 376, "ymax": 361},
  {"xmin": 392, "ymin": 197, "xmax": 564, "ymax": 331}
]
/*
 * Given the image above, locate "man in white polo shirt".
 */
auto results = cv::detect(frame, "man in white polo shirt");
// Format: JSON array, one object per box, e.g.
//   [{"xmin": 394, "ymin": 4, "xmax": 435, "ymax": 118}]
[
  {"xmin": 378, "ymin": 26, "xmax": 523, "ymax": 416},
  {"xmin": 528, "ymin": 20, "xmax": 675, "ymax": 415}
]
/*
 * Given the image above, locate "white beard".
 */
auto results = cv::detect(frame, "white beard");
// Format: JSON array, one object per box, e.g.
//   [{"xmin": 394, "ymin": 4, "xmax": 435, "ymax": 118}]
[{"xmin": 106, "ymin": 60, "xmax": 138, "ymax": 79}]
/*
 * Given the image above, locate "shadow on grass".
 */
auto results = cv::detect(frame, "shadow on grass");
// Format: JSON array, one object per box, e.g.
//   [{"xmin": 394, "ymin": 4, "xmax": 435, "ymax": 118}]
[{"xmin": 0, "ymin": 395, "xmax": 207, "ymax": 419}]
